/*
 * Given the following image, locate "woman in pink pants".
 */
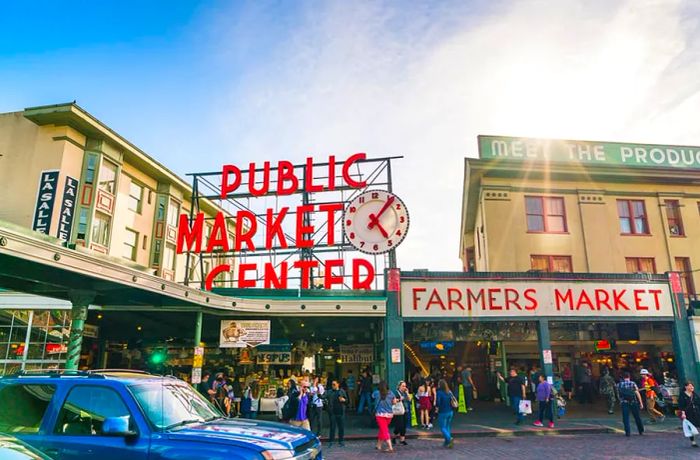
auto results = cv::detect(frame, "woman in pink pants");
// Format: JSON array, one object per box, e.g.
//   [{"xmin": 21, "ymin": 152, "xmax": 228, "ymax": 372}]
[{"xmin": 373, "ymin": 380, "xmax": 399, "ymax": 453}]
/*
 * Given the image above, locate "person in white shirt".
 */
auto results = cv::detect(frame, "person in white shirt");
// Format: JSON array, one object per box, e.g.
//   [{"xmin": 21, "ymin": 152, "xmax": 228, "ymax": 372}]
[
  {"xmin": 274, "ymin": 387, "xmax": 289, "ymax": 421},
  {"xmin": 308, "ymin": 375, "xmax": 326, "ymax": 436}
]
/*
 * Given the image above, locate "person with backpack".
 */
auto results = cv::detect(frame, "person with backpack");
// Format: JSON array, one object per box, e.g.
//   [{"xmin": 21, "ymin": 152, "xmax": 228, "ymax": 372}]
[
  {"xmin": 533, "ymin": 374, "xmax": 554, "ymax": 428},
  {"xmin": 617, "ymin": 372, "xmax": 645, "ymax": 437},
  {"xmin": 435, "ymin": 379, "xmax": 456, "ymax": 448},
  {"xmin": 326, "ymin": 379, "xmax": 348, "ymax": 448},
  {"xmin": 679, "ymin": 381, "xmax": 700, "ymax": 448},
  {"xmin": 374, "ymin": 380, "xmax": 398, "ymax": 453}
]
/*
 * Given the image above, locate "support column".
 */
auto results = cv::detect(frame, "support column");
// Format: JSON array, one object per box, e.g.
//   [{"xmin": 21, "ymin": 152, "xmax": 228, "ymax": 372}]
[
  {"xmin": 499, "ymin": 341, "xmax": 508, "ymax": 405},
  {"xmin": 537, "ymin": 319, "xmax": 553, "ymax": 381},
  {"xmin": 385, "ymin": 269, "xmax": 404, "ymax": 388},
  {"xmin": 669, "ymin": 272, "xmax": 699, "ymax": 384},
  {"xmin": 65, "ymin": 290, "xmax": 95, "ymax": 371},
  {"xmin": 194, "ymin": 311, "xmax": 203, "ymax": 347}
]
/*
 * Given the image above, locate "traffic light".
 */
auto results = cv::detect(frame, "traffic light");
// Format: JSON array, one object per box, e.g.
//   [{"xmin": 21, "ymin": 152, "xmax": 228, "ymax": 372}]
[{"xmin": 149, "ymin": 348, "xmax": 167, "ymax": 365}]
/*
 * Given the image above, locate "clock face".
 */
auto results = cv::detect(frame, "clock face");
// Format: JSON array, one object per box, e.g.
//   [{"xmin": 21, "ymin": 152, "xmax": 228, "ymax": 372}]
[{"xmin": 343, "ymin": 190, "xmax": 409, "ymax": 254}]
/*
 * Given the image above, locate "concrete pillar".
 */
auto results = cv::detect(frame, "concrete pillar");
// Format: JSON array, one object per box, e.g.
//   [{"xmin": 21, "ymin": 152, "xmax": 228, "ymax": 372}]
[
  {"xmin": 65, "ymin": 290, "xmax": 95, "ymax": 371},
  {"xmin": 194, "ymin": 311, "xmax": 203, "ymax": 347},
  {"xmin": 384, "ymin": 269, "xmax": 405, "ymax": 388},
  {"xmin": 537, "ymin": 319, "xmax": 553, "ymax": 381},
  {"xmin": 668, "ymin": 273, "xmax": 699, "ymax": 384}
]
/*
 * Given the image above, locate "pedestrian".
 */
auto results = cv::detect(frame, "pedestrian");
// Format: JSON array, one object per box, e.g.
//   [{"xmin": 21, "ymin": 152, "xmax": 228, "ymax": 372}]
[
  {"xmin": 326, "ymin": 379, "xmax": 348, "ymax": 447},
  {"xmin": 393, "ymin": 381, "xmax": 410, "ymax": 446},
  {"xmin": 289, "ymin": 381, "xmax": 311, "ymax": 430},
  {"xmin": 357, "ymin": 370, "xmax": 373, "ymax": 415},
  {"xmin": 274, "ymin": 387, "xmax": 288, "ymax": 422},
  {"xmin": 213, "ymin": 372, "xmax": 231, "ymax": 416},
  {"xmin": 617, "ymin": 371, "xmax": 645, "ymax": 437},
  {"xmin": 562, "ymin": 364, "xmax": 573, "ymax": 400},
  {"xmin": 435, "ymin": 379, "xmax": 455, "ymax": 448},
  {"xmin": 247, "ymin": 381, "xmax": 260, "ymax": 419},
  {"xmin": 640, "ymin": 369, "xmax": 665, "ymax": 422},
  {"xmin": 529, "ymin": 365, "xmax": 541, "ymax": 398},
  {"xmin": 533, "ymin": 374, "xmax": 554, "ymax": 428},
  {"xmin": 578, "ymin": 362, "xmax": 593, "ymax": 404},
  {"xmin": 197, "ymin": 370, "xmax": 213, "ymax": 399},
  {"xmin": 461, "ymin": 365, "xmax": 476, "ymax": 411},
  {"xmin": 373, "ymin": 380, "xmax": 397, "ymax": 453},
  {"xmin": 679, "ymin": 381, "xmax": 700, "ymax": 448},
  {"xmin": 599, "ymin": 369, "xmax": 617, "ymax": 415},
  {"xmin": 498, "ymin": 368, "xmax": 527, "ymax": 425},
  {"xmin": 417, "ymin": 380, "xmax": 433, "ymax": 429},
  {"xmin": 308, "ymin": 375, "xmax": 325, "ymax": 436},
  {"xmin": 346, "ymin": 370, "xmax": 357, "ymax": 410}
]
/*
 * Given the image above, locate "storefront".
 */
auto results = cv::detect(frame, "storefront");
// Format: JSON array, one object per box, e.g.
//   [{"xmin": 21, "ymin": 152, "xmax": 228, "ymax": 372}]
[{"xmin": 386, "ymin": 270, "xmax": 698, "ymax": 399}]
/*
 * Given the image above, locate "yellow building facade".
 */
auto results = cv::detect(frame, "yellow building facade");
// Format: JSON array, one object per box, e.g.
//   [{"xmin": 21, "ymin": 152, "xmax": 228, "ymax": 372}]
[
  {"xmin": 0, "ymin": 102, "xmax": 233, "ymax": 287},
  {"xmin": 461, "ymin": 135, "xmax": 700, "ymax": 301}
]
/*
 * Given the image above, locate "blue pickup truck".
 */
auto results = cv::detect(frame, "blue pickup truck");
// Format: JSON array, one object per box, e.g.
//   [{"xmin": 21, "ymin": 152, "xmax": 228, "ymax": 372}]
[{"xmin": 0, "ymin": 370, "xmax": 322, "ymax": 460}]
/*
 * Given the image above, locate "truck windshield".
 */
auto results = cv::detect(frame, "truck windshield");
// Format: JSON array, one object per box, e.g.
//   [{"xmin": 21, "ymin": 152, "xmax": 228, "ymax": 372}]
[{"xmin": 130, "ymin": 382, "xmax": 222, "ymax": 430}]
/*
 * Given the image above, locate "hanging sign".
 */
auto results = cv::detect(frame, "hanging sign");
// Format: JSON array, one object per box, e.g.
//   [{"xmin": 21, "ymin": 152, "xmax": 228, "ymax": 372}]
[
  {"xmin": 57, "ymin": 176, "xmax": 79, "ymax": 241},
  {"xmin": 219, "ymin": 320, "xmax": 270, "ymax": 348},
  {"xmin": 391, "ymin": 348, "xmax": 401, "ymax": 364},
  {"xmin": 32, "ymin": 170, "xmax": 59, "ymax": 235},
  {"xmin": 257, "ymin": 351, "xmax": 292, "ymax": 365},
  {"xmin": 340, "ymin": 344, "xmax": 374, "ymax": 364}
]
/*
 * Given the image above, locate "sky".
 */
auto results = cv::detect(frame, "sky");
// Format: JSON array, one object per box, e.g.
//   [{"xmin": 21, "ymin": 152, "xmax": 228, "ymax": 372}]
[{"xmin": 2, "ymin": 0, "xmax": 700, "ymax": 271}]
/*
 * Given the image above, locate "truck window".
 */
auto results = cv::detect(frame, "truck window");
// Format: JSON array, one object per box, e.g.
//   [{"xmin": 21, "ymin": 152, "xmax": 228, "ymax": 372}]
[
  {"xmin": 0, "ymin": 384, "xmax": 56, "ymax": 433},
  {"xmin": 54, "ymin": 386, "xmax": 133, "ymax": 436}
]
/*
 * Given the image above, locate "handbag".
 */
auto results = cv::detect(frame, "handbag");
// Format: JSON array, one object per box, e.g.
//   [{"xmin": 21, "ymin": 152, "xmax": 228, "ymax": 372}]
[
  {"xmin": 450, "ymin": 392, "xmax": 459, "ymax": 409},
  {"xmin": 518, "ymin": 399, "xmax": 532, "ymax": 415},
  {"xmin": 392, "ymin": 401, "xmax": 405, "ymax": 415}
]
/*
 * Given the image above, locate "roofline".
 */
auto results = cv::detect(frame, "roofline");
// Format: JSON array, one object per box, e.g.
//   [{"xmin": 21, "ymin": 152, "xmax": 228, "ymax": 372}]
[
  {"xmin": 477, "ymin": 133, "xmax": 700, "ymax": 152},
  {"xmin": 20, "ymin": 102, "xmax": 228, "ymax": 217}
]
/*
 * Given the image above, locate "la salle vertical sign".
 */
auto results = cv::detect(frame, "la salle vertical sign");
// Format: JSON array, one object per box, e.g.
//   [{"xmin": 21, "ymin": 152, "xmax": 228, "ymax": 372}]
[
  {"xmin": 57, "ymin": 176, "xmax": 79, "ymax": 241},
  {"xmin": 32, "ymin": 170, "xmax": 59, "ymax": 235}
]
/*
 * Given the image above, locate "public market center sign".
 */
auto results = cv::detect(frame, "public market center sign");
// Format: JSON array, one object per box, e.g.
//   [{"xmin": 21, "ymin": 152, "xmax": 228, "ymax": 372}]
[{"xmin": 479, "ymin": 135, "xmax": 700, "ymax": 170}]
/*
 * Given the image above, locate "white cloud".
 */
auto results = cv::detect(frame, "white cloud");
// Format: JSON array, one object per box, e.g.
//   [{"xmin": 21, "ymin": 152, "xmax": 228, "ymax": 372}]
[{"xmin": 207, "ymin": 0, "xmax": 700, "ymax": 271}]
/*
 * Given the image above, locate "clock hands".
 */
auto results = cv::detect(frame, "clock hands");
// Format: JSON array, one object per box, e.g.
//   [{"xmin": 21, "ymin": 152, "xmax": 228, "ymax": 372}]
[
  {"xmin": 368, "ymin": 213, "xmax": 389, "ymax": 238},
  {"xmin": 368, "ymin": 196, "xmax": 395, "ymax": 230}
]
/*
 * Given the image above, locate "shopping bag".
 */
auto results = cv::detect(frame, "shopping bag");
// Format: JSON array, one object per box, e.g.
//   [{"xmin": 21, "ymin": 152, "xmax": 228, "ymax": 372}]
[
  {"xmin": 557, "ymin": 406, "xmax": 566, "ymax": 418},
  {"xmin": 518, "ymin": 399, "xmax": 532, "ymax": 415},
  {"xmin": 683, "ymin": 419, "xmax": 699, "ymax": 438}
]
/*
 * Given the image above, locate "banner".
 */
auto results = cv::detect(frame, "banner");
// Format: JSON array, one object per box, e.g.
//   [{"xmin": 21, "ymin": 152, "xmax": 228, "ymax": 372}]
[
  {"xmin": 402, "ymin": 280, "xmax": 674, "ymax": 318},
  {"xmin": 32, "ymin": 170, "xmax": 59, "ymax": 234},
  {"xmin": 219, "ymin": 320, "xmax": 270, "ymax": 348},
  {"xmin": 257, "ymin": 351, "xmax": 292, "ymax": 365},
  {"xmin": 57, "ymin": 176, "xmax": 79, "ymax": 240},
  {"xmin": 340, "ymin": 344, "xmax": 374, "ymax": 364},
  {"xmin": 479, "ymin": 135, "xmax": 700, "ymax": 171}
]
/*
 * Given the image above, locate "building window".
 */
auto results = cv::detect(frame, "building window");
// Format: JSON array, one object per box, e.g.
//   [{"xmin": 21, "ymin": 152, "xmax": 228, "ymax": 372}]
[
  {"xmin": 90, "ymin": 212, "xmax": 111, "ymax": 246},
  {"xmin": 665, "ymin": 200, "xmax": 684, "ymax": 236},
  {"xmin": 156, "ymin": 196, "xmax": 166, "ymax": 221},
  {"xmin": 465, "ymin": 247, "xmax": 476, "ymax": 272},
  {"xmin": 530, "ymin": 255, "xmax": 573, "ymax": 272},
  {"xmin": 128, "ymin": 182, "xmax": 144, "ymax": 214},
  {"xmin": 617, "ymin": 200, "xmax": 649, "ymax": 235},
  {"xmin": 98, "ymin": 159, "xmax": 117, "ymax": 194},
  {"xmin": 163, "ymin": 243, "xmax": 176, "ymax": 271},
  {"xmin": 123, "ymin": 228, "xmax": 138, "ymax": 261},
  {"xmin": 167, "ymin": 201, "xmax": 179, "ymax": 227},
  {"xmin": 675, "ymin": 257, "xmax": 695, "ymax": 298},
  {"xmin": 152, "ymin": 240, "xmax": 162, "ymax": 266},
  {"xmin": 625, "ymin": 257, "xmax": 656, "ymax": 273},
  {"xmin": 525, "ymin": 196, "xmax": 567, "ymax": 233},
  {"xmin": 77, "ymin": 208, "xmax": 89, "ymax": 240},
  {"xmin": 84, "ymin": 154, "xmax": 98, "ymax": 185}
]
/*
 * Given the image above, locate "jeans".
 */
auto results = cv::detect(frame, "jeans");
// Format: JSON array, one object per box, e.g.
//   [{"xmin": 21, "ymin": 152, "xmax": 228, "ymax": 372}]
[
  {"xmin": 621, "ymin": 402, "xmax": 644, "ymax": 436},
  {"xmin": 437, "ymin": 411, "xmax": 454, "ymax": 444},
  {"xmin": 329, "ymin": 413, "xmax": 345, "ymax": 444},
  {"xmin": 537, "ymin": 400, "xmax": 553, "ymax": 423},
  {"xmin": 463, "ymin": 384, "xmax": 473, "ymax": 409},
  {"xmin": 511, "ymin": 396, "xmax": 524, "ymax": 423},
  {"xmin": 357, "ymin": 391, "xmax": 372, "ymax": 414}
]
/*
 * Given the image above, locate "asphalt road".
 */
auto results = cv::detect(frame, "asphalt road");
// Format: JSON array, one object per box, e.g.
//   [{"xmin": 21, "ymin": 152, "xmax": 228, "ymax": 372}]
[{"xmin": 322, "ymin": 432, "xmax": 698, "ymax": 459}]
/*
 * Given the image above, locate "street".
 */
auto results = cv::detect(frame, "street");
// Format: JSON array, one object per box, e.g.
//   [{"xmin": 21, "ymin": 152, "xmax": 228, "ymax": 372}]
[{"xmin": 323, "ymin": 432, "xmax": 698, "ymax": 459}]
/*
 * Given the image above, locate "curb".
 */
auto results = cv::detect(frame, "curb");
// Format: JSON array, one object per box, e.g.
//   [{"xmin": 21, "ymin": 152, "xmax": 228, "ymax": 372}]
[{"xmin": 320, "ymin": 426, "xmax": 615, "ymax": 442}]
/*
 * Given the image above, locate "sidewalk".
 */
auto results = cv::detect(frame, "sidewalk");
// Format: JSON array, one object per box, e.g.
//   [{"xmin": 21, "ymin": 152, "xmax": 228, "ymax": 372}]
[{"xmin": 259, "ymin": 399, "xmax": 682, "ymax": 441}]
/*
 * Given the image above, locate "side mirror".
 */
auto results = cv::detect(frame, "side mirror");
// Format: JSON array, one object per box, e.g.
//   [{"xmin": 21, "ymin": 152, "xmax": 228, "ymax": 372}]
[{"xmin": 102, "ymin": 416, "xmax": 138, "ymax": 438}]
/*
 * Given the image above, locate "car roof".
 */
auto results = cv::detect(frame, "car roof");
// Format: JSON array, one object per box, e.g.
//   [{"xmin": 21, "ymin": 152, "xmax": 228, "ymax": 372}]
[{"xmin": 0, "ymin": 370, "xmax": 186, "ymax": 385}]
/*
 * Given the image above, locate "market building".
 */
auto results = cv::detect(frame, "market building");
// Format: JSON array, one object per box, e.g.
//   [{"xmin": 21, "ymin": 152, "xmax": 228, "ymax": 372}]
[{"xmin": 428, "ymin": 135, "xmax": 700, "ymax": 396}]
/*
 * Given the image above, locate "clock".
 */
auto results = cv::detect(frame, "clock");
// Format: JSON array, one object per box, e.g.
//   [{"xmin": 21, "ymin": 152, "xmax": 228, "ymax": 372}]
[{"xmin": 343, "ymin": 190, "xmax": 409, "ymax": 254}]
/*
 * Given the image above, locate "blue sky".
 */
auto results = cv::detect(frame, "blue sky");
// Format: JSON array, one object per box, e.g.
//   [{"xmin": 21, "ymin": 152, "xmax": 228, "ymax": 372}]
[{"xmin": 2, "ymin": 0, "xmax": 700, "ymax": 270}]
